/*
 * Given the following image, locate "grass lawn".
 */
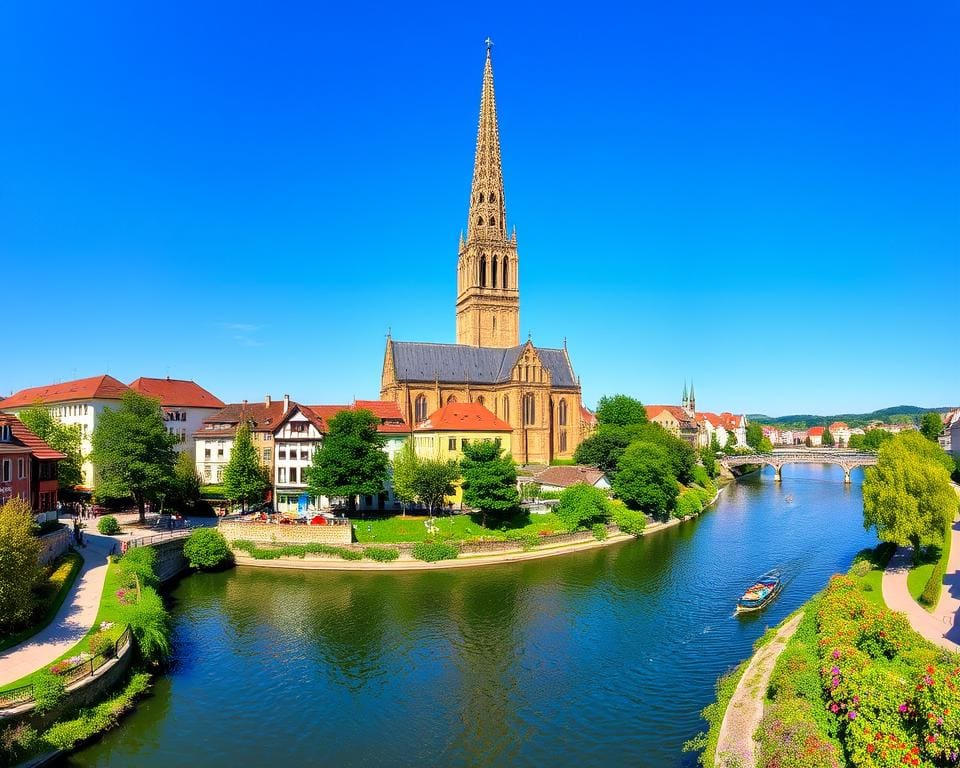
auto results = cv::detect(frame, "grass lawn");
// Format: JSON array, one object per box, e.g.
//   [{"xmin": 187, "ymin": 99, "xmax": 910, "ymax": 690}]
[
  {"xmin": 850, "ymin": 542, "xmax": 895, "ymax": 609},
  {"xmin": 0, "ymin": 551, "xmax": 84, "ymax": 653},
  {"xmin": 351, "ymin": 511, "xmax": 567, "ymax": 543},
  {"xmin": 0, "ymin": 559, "xmax": 127, "ymax": 693}
]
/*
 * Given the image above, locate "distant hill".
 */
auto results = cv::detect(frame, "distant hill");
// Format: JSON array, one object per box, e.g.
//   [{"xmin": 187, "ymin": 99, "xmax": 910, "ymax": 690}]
[{"xmin": 747, "ymin": 406, "xmax": 951, "ymax": 430}]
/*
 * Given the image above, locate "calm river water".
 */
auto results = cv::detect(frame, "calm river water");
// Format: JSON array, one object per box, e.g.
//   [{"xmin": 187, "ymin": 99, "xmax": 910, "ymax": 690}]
[{"xmin": 65, "ymin": 464, "xmax": 875, "ymax": 768}]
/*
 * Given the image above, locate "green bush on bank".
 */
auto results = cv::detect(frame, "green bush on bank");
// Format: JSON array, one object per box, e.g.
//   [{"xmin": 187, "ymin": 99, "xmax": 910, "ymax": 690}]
[
  {"xmin": 32, "ymin": 670, "xmax": 66, "ymax": 714},
  {"xmin": 97, "ymin": 515, "xmax": 120, "ymax": 535},
  {"xmin": 674, "ymin": 491, "xmax": 703, "ymax": 520},
  {"xmin": 363, "ymin": 546, "xmax": 400, "ymax": 562},
  {"xmin": 918, "ymin": 517, "xmax": 953, "ymax": 610},
  {"xmin": 611, "ymin": 503, "xmax": 646, "ymax": 536},
  {"xmin": 411, "ymin": 542, "xmax": 458, "ymax": 562},
  {"xmin": 591, "ymin": 523, "xmax": 608, "ymax": 541},
  {"xmin": 231, "ymin": 539, "xmax": 363, "ymax": 561},
  {"xmin": 183, "ymin": 528, "xmax": 232, "ymax": 570}
]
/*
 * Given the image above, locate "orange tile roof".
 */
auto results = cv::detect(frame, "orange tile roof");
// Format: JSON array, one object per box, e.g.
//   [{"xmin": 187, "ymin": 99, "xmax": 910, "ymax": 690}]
[
  {"xmin": 194, "ymin": 400, "xmax": 289, "ymax": 437},
  {"xmin": 415, "ymin": 402, "xmax": 512, "ymax": 432},
  {"xmin": 645, "ymin": 404, "xmax": 695, "ymax": 425},
  {"xmin": 828, "ymin": 421, "xmax": 849, "ymax": 430},
  {"xmin": 581, "ymin": 406, "xmax": 597, "ymax": 426},
  {"xmin": 0, "ymin": 374, "xmax": 129, "ymax": 408},
  {"xmin": 808, "ymin": 426, "xmax": 825, "ymax": 436},
  {"xmin": 0, "ymin": 414, "xmax": 66, "ymax": 460},
  {"xmin": 534, "ymin": 465, "xmax": 606, "ymax": 488},
  {"xmin": 129, "ymin": 377, "xmax": 224, "ymax": 409}
]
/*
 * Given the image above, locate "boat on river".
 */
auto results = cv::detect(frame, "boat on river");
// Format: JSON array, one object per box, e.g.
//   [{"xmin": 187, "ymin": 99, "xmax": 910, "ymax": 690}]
[{"xmin": 736, "ymin": 570, "xmax": 782, "ymax": 613}]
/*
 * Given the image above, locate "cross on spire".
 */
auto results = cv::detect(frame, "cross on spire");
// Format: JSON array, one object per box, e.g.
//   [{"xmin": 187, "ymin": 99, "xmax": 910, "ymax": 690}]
[{"xmin": 485, "ymin": 37, "xmax": 494, "ymax": 52}]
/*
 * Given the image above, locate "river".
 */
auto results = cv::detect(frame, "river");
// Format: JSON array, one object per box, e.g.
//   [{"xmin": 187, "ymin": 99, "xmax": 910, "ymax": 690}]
[{"xmin": 64, "ymin": 464, "xmax": 875, "ymax": 768}]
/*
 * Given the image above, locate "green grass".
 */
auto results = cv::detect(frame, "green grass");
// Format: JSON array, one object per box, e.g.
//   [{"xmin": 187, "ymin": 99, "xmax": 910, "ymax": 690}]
[
  {"xmin": 0, "ymin": 559, "xmax": 127, "ymax": 693},
  {"xmin": 850, "ymin": 542, "xmax": 895, "ymax": 608},
  {"xmin": 351, "ymin": 511, "xmax": 566, "ymax": 543},
  {"xmin": 0, "ymin": 551, "xmax": 84, "ymax": 653},
  {"xmin": 909, "ymin": 517, "xmax": 953, "ymax": 611}
]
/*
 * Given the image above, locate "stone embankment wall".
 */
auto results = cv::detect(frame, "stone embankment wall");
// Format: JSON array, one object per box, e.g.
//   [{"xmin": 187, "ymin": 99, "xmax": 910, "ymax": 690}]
[
  {"xmin": 38, "ymin": 528, "xmax": 71, "ymax": 566},
  {"xmin": 151, "ymin": 538, "xmax": 189, "ymax": 582},
  {"xmin": 219, "ymin": 521, "xmax": 353, "ymax": 545}
]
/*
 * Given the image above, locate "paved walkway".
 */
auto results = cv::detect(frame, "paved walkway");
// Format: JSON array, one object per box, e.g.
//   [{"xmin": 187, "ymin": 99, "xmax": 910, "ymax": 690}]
[
  {"xmin": 715, "ymin": 613, "xmax": 803, "ymax": 768},
  {"xmin": 882, "ymin": 516, "xmax": 960, "ymax": 653},
  {"xmin": 0, "ymin": 531, "xmax": 115, "ymax": 688}
]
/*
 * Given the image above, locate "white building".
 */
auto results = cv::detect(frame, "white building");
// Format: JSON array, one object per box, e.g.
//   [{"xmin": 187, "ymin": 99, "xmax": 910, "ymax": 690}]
[{"xmin": 128, "ymin": 377, "xmax": 224, "ymax": 458}]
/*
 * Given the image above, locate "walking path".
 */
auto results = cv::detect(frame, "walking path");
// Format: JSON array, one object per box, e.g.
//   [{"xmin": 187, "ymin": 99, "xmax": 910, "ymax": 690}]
[
  {"xmin": 882, "ymin": 516, "xmax": 960, "ymax": 653},
  {"xmin": 715, "ymin": 612, "xmax": 803, "ymax": 768},
  {"xmin": 0, "ymin": 531, "xmax": 115, "ymax": 688}
]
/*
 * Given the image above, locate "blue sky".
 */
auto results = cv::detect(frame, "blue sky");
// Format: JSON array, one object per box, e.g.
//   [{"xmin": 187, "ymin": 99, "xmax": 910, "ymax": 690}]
[{"xmin": 1, "ymin": 1, "xmax": 957, "ymax": 415}]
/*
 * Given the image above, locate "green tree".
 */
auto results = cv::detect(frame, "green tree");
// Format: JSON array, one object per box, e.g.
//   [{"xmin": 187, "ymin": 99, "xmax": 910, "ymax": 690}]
[
  {"xmin": 222, "ymin": 424, "xmax": 269, "ymax": 512},
  {"xmin": 573, "ymin": 428, "xmax": 634, "ymax": 475},
  {"xmin": 574, "ymin": 421, "xmax": 696, "ymax": 483},
  {"xmin": 822, "ymin": 428, "xmax": 835, "ymax": 447},
  {"xmin": 183, "ymin": 528, "xmax": 231, "ymax": 569},
  {"xmin": 555, "ymin": 483, "xmax": 612, "ymax": 531},
  {"xmin": 920, "ymin": 412, "xmax": 944, "ymax": 442},
  {"xmin": 724, "ymin": 431, "xmax": 738, "ymax": 453},
  {"xmin": 307, "ymin": 409, "xmax": 388, "ymax": 515},
  {"xmin": 17, "ymin": 402, "xmax": 85, "ymax": 489},
  {"xmin": 90, "ymin": 391, "xmax": 178, "ymax": 524},
  {"xmin": 595, "ymin": 395, "xmax": 648, "ymax": 427},
  {"xmin": 0, "ymin": 498, "xmax": 41, "ymax": 633},
  {"xmin": 746, "ymin": 422, "xmax": 764, "ymax": 450},
  {"xmin": 460, "ymin": 440, "xmax": 520, "ymax": 526},
  {"xmin": 699, "ymin": 446, "xmax": 718, "ymax": 478},
  {"xmin": 391, "ymin": 439, "xmax": 419, "ymax": 515},
  {"xmin": 169, "ymin": 450, "xmax": 202, "ymax": 512},
  {"xmin": 710, "ymin": 433, "xmax": 722, "ymax": 453},
  {"xmin": 759, "ymin": 437, "xmax": 774, "ymax": 452},
  {"xmin": 410, "ymin": 457, "xmax": 460, "ymax": 516},
  {"xmin": 861, "ymin": 429, "xmax": 893, "ymax": 452},
  {"xmin": 847, "ymin": 433, "xmax": 865, "ymax": 450},
  {"xmin": 863, "ymin": 432, "xmax": 959, "ymax": 558},
  {"xmin": 612, "ymin": 442, "xmax": 679, "ymax": 521}
]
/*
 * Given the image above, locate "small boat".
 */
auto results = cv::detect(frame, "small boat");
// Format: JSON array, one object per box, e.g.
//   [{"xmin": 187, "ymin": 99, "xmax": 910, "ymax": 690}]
[
  {"xmin": 785, "ymin": 495, "xmax": 793, "ymax": 504},
  {"xmin": 736, "ymin": 570, "xmax": 783, "ymax": 613}
]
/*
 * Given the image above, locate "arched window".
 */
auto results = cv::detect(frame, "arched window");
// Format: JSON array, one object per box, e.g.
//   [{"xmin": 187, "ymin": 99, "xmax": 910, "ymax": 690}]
[
  {"xmin": 447, "ymin": 395, "xmax": 458, "ymax": 404},
  {"xmin": 490, "ymin": 192, "xmax": 496, "ymax": 202},
  {"xmin": 415, "ymin": 395, "xmax": 427, "ymax": 423},
  {"xmin": 491, "ymin": 256, "xmax": 498, "ymax": 288},
  {"xmin": 477, "ymin": 215, "xmax": 483, "ymax": 226},
  {"xmin": 502, "ymin": 257, "xmax": 509, "ymax": 289},
  {"xmin": 558, "ymin": 399, "xmax": 568, "ymax": 426},
  {"xmin": 503, "ymin": 396, "xmax": 510, "ymax": 422},
  {"xmin": 560, "ymin": 430, "xmax": 567, "ymax": 452},
  {"xmin": 479, "ymin": 192, "xmax": 484, "ymax": 203},
  {"xmin": 488, "ymin": 216, "xmax": 495, "ymax": 226},
  {"xmin": 479, "ymin": 255, "xmax": 487, "ymax": 287},
  {"xmin": 523, "ymin": 394, "xmax": 536, "ymax": 426}
]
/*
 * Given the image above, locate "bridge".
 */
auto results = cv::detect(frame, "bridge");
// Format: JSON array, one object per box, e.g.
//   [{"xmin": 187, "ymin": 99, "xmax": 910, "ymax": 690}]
[{"xmin": 718, "ymin": 449, "xmax": 878, "ymax": 484}]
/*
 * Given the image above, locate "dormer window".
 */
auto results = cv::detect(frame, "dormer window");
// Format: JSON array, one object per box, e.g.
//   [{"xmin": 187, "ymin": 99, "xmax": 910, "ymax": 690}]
[{"xmin": 0, "ymin": 425, "xmax": 10, "ymax": 442}]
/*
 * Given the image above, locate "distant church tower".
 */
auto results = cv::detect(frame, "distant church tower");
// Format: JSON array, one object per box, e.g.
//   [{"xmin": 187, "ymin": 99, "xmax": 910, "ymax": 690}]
[{"xmin": 455, "ymin": 41, "xmax": 520, "ymax": 348}]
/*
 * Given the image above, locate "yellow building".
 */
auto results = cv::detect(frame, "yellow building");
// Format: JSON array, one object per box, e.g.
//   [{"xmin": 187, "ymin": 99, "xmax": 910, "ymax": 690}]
[
  {"xmin": 381, "ymin": 44, "xmax": 588, "ymax": 465},
  {"xmin": 413, "ymin": 402, "xmax": 512, "ymax": 504}
]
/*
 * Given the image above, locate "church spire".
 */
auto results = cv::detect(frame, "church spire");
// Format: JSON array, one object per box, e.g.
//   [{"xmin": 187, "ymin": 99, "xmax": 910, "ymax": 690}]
[{"xmin": 466, "ymin": 40, "xmax": 507, "ymax": 242}]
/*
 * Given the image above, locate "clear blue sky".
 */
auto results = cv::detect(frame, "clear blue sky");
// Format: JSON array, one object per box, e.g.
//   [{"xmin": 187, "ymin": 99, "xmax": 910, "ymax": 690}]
[{"xmin": 2, "ymin": 1, "xmax": 957, "ymax": 416}]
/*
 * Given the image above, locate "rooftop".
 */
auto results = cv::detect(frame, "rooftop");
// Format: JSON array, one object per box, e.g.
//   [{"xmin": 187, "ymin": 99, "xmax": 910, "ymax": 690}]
[{"xmin": 415, "ymin": 402, "xmax": 512, "ymax": 432}]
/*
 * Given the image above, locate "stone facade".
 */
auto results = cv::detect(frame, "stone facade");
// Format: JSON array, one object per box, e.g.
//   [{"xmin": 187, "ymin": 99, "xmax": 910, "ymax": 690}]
[
  {"xmin": 38, "ymin": 527, "xmax": 71, "ymax": 566},
  {"xmin": 218, "ymin": 520, "xmax": 353, "ymax": 546}
]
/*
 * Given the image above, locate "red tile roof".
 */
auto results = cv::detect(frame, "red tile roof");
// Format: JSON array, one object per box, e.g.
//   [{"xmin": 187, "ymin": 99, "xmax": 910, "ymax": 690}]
[
  {"xmin": 0, "ymin": 415, "xmax": 67, "ymax": 460},
  {"xmin": 415, "ymin": 402, "xmax": 512, "ymax": 432},
  {"xmin": 828, "ymin": 421, "xmax": 848, "ymax": 431},
  {"xmin": 581, "ymin": 406, "xmax": 597, "ymax": 427},
  {"xmin": 808, "ymin": 426, "xmax": 825, "ymax": 436},
  {"xmin": 533, "ymin": 465, "xmax": 607, "ymax": 489},
  {"xmin": 0, "ymin": 374, "xmax": 129, "ymax": 408},
  {"xmin": 645, "ymin": 404, "xmax": 696, "ymax": 426},
  {"xmin": 128, "ymin": 377, "xmax": 224, "ymax": 409},
  {"xmin": 194, "ymin": 400, "xmax": 289, "ymax": 437}
]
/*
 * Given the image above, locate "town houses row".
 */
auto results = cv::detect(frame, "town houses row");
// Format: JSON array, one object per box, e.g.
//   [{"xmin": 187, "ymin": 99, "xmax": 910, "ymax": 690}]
[{"xmin": 0, "ymin": 373, "xmax": 751, "ymax": 514}]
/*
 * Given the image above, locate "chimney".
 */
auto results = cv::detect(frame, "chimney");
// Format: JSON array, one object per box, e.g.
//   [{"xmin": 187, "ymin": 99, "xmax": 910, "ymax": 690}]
[
  {"xmin": 283, "ymin": 394, "xmax": 290, "ymax": 414},
  {"xmin": 265, "ymin": 395, "xmax": 272, "ymax": 407}
]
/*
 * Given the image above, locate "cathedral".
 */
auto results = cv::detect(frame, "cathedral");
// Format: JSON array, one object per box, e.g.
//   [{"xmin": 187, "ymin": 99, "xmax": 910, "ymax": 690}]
[{"xmin": 380, "ymin": 43, "xmax": 588, "ymax": 465}]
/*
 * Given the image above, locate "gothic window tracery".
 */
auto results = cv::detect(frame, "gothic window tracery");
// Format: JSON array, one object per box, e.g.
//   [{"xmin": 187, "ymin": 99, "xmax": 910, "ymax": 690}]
[
  {"xmin": 479, "ymin": 255, "xmax": 487, "ymax": 287},
  {"xmin": 523, "ymin": 393, "xmax": 536, "ymax": 426},
  {"xmin": 559, "ymin": 399, "xmax": 568, "ymax": 426},
  {"xmin": 503, "ymin": 396, "xmax": 510, "ymax": 421},
  {"xmin": 492, "ymin": 256, "xmax": 498, "ymax": 288},
  {"xmin": 414, "ymin": 395, "xmax": 427, "ymax": 423}
]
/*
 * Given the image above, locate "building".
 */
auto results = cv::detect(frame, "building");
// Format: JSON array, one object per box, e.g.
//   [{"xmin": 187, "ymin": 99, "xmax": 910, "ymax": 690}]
[
  {"xmin": 938, "ymin": 409, "xmax": 960, "ymax": 453},
  {"xmin": 761, "ymin": 425, "xmax": 781, "ymax": 446},
  {"xmin": 0, "ymin": 415, "xmax": 65, "ymax": 512},
  {"xmin": 645, "ymin": 405, "xmax": 699, "ymax": 446},
  {"xmin": 949, "ymin": 418, "xmax": 960, "ymax": 460},
  {"xmin": 828, "ymin": 421, "xmax": 851, "ymax": 447},
  {"xmin": 807, "ymin": 426, "xmax": 825, "ymax": 447},
  {"xmin": 533, "ymin": 465, "xmax": 610, "ymax": 493},
  {"xmin": 194, "ymin": 395, "xmax": 289, "ymax": 484},
  {"xmin": 0, "ymin": 374, "xmax": 130, "ymax": 490},
  {"xmin": 380, "ymin": 45, "xmax": 586, "ymax": 465},
  {"xmin": 696, "ymin": 411, "xmax": 748, "ymax": 449},
  {"xmin": 413, "ymin": 402, "xmax": 512, "ymax": 505},
  {"xmin": 128, "ymin": 377, "xmax": 224, "ymax": 456}
]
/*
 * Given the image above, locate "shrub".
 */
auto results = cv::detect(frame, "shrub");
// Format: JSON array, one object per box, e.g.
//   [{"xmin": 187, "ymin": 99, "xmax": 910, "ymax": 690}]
[
  {"xmin": 555, "ymin": 484, "xmax": 612, "ymax": 531},
  {"xmin": 231, "ymin": 540, "xmax": 363, "ymax": 561},
  {"xmin": 116, "ymin": 546, "xmax": 158, "ymax": 590},
  {"xmin": 692, "ymin": 464, "xmax": 711, "ymax": 488},
  {"xmin": 183, "ymin": 528, "xmax": 232, "ymax": 570},
  {"xmin": 363, "ymin": 546, "xmax": 400, "ymax": 562},
  {"xmin": 674, "ymin": 491, "xmax": 703, "ymax": 519},
  {"xmin": 88, "ymin": 631, "xmax": 114, "ymax": 657},
  {"xmin": 32, "ymin": 670, "xmax": 66, "ymax": 714},
  {"xmin": 0, "ymin": 722, "xmax": 39, "ymax": 765},
  {"xmin": 120, "ymin": 586, "xmax": 170, "ymax": 662},
  {"xmin": 592, "ymin": 523, "xmax": 608, "ymax": 541},
  {"xmin": 919, "ymin": 559, "xmax": 946, "ymax": 608},
  {"xmin": 97, "ymin": 515, "xmax": 121, "ymax": 535},
  {"xmin": 412, "ymin": 542, "xmax": 458, "ymax": 562},
  {"xmin": 612, "ymin": 505, "xmax": 646, "ymax": 536}
]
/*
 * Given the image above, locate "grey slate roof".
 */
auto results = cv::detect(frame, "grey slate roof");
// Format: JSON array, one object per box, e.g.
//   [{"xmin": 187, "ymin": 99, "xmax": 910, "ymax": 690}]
[{"xmin": 391, "ymin": 341, "xmax": 577, "ymax": 388}]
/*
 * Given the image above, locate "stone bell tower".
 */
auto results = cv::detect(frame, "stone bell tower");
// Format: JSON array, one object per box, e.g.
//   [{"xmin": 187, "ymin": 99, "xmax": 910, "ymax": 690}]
[{"xmin": 455, "ymin": 40, "xmax": 520, "ymax": 348}]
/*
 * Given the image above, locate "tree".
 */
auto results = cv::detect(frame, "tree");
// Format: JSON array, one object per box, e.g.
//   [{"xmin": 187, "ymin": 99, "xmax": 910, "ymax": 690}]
[
  {"xmin": 822, "ymin": 428, "xmax": 835, "ymax": 447},
  {"xmin": 612, "ymin": 442, "xmax": 679, "ymax": 521},
  {"xmin": 17, "ymin": 402, "xmax": 85, "ymax": 489},
  {"xmin": 724, "ymin": 432, "xmax": 738, "ymax": 453},
  {"xmin": 90, "ymin": 391, "xmax": 178, "ymax": 523},
  {"xmin": 574, "ymin": 421, "xmax": 696, "ymax": 483},
  {"xmin": 222, "ymin": 424, "xmax": 269, "ymax": 512},
  {"xmin": 920, "ymin": 412, "xmax": 944, "ymax": 442},
  {"xmin": 183, "ymin": 529, "xmax": 232, "ymax": 569},
  {"xmin": 848, "ymin": 433, "xmax": 864, "ymax": 450},
  {"xmin": 595, "ymin": 395, "xmax": 648, "ymax": 427},
  {"xmin": 710, "ymin": 433, "xmax": 722, "ymax": 453},
  {"xmin": 460, "ymin": 440, "xmax": 520, "ymax": 526},
  {"xmin": 863, "ymin": 432, "xmax": 959, "ymax": 557},
  {"xmin": 306, "ymin": 409, "xmax": 388, "ymax": 515},
  {"xmin": 169, "ymin": 450, "xmax": 202, "ymax": 512},
  {"xmin": 0, "ymin": 498, "xmax": 41, "ymax": 633},
  {"xmin": 804, "ymin": 436, "xmax": 813, "ymax": 448},
  {"xmin": 861, "ymin": 429, "xmax": 893, "ymax": 452},
  {"xmin": 391, "ymin": 439, "xmax": 419, "ymax": 515},
  {"xmin": 759, "ymin": 437, "xmax": 775, "ymax": 452},
  {"xmin": 410, "ymin": 458, "xmax": 460, "ymax": 516},
  {"xmin": 746, "ymin": 422, "xmax": 764, "ymax": 450},
  {"xmin": 699, "ymin": 446, "xmax": 718, "ymax": 478},
  {"xmin": 573, "ymin": 428, "xmax": 634, "ymax": 475},
  {"xmin": 555, "ymin": 483, "xmax": 612, "ymax": 531}
]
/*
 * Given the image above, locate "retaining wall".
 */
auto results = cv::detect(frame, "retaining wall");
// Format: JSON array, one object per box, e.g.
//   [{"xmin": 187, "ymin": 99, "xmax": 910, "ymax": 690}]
[
  {"xmin": 38, "ymin": 528, "xmax": 71, "ymax": 566},
  {"xmin": 151, "ymin": 538, "xmax": 189, "ymax": 582},
  {"xmin": 219, "ymin": 520, "xmax": 353, "ymax": 545}
]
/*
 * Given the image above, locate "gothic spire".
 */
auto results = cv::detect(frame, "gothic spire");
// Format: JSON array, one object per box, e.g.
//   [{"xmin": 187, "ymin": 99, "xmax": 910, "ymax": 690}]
[{"xmin": 466, "ymin": 41, "xmax": 507, "ymax": 242}]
